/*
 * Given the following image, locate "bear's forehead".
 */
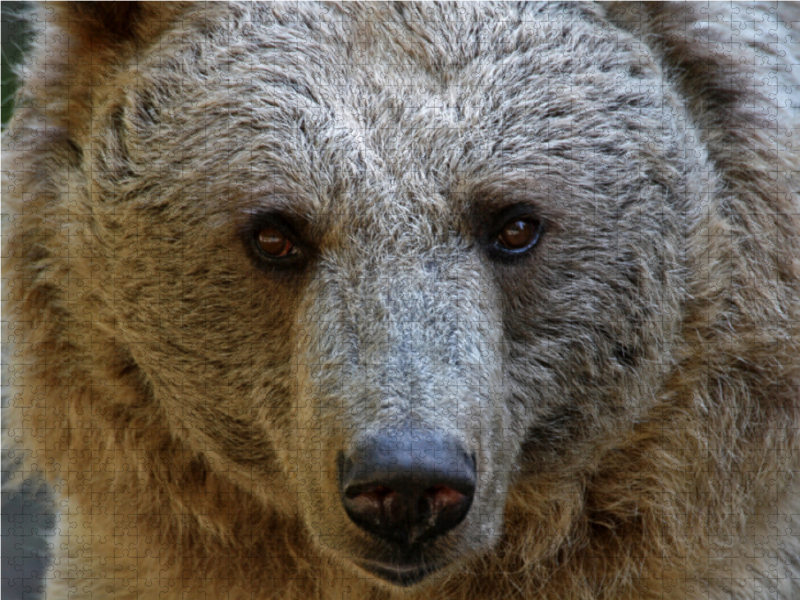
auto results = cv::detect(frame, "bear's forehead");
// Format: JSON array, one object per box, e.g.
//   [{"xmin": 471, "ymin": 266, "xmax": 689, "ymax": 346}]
[{"xmin": 134, "ymin": 1, "xmax": 660, "ymax": 237}]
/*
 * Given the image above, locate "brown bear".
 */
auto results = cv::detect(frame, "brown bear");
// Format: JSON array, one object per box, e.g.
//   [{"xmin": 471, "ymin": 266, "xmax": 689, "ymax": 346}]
[{"xmin": 3, "ymin": 2, "xmax": 800, "ymax": 599}]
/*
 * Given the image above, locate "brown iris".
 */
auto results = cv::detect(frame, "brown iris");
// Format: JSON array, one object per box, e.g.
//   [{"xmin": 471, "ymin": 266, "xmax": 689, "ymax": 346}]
[
  {"xmin": 498, "ymin": 219, "xmax": 539, "ymax": 251},
  {"xmin": 257, "ymin": 226, "xmax": 295, "ymax": 257}
]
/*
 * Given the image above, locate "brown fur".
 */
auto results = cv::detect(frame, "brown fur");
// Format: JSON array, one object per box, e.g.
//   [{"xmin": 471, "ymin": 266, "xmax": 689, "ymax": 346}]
[{"xmin": 3, "ymin": 2, "xmax": 800, "ymax": 599}]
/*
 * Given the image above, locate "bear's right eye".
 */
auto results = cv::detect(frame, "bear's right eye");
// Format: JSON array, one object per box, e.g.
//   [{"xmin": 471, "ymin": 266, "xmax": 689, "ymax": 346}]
[
  {"xmin": 256, "ymin": 226, "xmax": 296, "ymax": 258},
  {"xmin": 483, "ymin": 204, "xmax": 544, "ymax": 260}
]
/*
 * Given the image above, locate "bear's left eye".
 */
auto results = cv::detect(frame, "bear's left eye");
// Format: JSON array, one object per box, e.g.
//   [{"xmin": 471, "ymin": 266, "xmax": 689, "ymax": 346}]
[
  {"xmin": 498, "ymin": 219, "xmax": 540, "ymax": 251},
  {"xmin": 492, "ymin": 216, "xmax": 542, "ymax": 255}
]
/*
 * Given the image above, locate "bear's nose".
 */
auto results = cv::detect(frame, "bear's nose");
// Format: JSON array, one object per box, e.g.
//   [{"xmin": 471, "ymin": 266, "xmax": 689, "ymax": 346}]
[{"xmin": 339, "ymin": 429, "xmax": 476, "ymax": 546}]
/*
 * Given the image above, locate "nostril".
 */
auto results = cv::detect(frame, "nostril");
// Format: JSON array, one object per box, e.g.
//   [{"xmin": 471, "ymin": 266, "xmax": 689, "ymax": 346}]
[
  {"xmin": 346, "ymin": 485, "xmax": 397, "ymax": 517},
  {"xmin": 424, "ymin": 484, "xmax": 466, "ymax": 511},
  {"xmin": 345, "ymin": 484, "xmax": 394, "ymax": 501}
]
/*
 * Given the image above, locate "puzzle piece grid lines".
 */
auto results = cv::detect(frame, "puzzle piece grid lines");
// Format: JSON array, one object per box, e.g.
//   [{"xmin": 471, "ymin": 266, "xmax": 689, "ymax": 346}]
[{"xmin": 2, "ymin": 3, "xmax": 800, "ymax": 600}]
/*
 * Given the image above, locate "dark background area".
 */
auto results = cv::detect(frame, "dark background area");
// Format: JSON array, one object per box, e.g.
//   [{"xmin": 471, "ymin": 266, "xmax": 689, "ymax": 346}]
[{"xmin": 3, "ymin": 4, "xmax": 53, "ymax": 600}]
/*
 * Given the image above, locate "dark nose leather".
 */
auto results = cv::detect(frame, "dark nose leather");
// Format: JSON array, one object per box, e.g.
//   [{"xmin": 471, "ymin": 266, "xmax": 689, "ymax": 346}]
[{"xmin": 339, "ymin": 428, "xmax": 476, "ymax": 546}]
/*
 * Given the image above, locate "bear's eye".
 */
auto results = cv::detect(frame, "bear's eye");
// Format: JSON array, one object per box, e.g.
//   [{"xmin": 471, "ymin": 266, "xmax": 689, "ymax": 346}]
[
  {"xmin": 496, "ymin": 218, "xmax": 541, "ymax": 253},
  {"xmin": 256, "ymin": 226, "xmax": 296, "ymax": 258}
]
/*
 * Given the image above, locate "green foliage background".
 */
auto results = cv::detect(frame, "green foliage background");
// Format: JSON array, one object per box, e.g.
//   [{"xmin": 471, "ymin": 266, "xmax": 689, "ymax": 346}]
[{"xmin": 2, "ymin": 1, "xmax": 32, "ymax": 128}]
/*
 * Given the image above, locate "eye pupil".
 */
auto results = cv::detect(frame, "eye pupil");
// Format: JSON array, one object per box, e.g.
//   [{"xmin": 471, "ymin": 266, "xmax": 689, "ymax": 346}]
[
  {"xmin": 257, "ymin": 227, "xmax": 293, "ymax": 257},
  {"xmin": 499, "ymin": 219, "xmax": 538, "ymax": 250}
]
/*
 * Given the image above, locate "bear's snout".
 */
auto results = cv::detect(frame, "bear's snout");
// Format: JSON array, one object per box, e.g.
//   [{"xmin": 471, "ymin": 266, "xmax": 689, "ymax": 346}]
[{"xmin": 339, "ymin": 428, "xmax": 476, "ymax": 547}]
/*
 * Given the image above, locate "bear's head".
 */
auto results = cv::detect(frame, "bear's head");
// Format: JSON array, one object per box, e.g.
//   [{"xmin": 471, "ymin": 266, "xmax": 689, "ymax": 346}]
[{"xmin": 5, "ymin": 1, "xmax": 722, "ymax": 589}]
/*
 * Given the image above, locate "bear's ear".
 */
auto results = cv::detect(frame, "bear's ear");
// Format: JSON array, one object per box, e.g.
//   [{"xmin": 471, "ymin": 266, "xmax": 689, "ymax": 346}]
[
  {"xmin": 604, "ymin": 1, "xmax": 800, "ymax": 212},
  {"xmin": 23, "ymin": 1, "xmax": 187, "ymax": 143},
  {"xmin": 65, "ymin": 1, "xmax": 185, "ymax": 46},
  {"xmin": 604, "ymin": 2, "xmax": 799, "ymax": 146}
]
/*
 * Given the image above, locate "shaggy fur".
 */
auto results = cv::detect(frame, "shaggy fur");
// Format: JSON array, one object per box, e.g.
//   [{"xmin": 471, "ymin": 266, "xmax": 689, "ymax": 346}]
[{"xmin": 3, "ymin": 2, "xmax": 800, "ymax": 599}]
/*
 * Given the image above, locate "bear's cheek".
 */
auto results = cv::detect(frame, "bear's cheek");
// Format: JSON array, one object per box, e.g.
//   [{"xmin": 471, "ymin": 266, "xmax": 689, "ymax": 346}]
[
  {"xmin": 497, "ymin": 230, "xmax": 681, "ymax": 472},
  {"xmin": 108, "ymin": 226, "xmax": 308, "ymax": 448}
]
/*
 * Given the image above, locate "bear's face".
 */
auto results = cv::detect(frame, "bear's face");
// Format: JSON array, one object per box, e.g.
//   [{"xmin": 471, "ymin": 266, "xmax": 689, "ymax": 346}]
[{"xmin": 96, "ymin": 3, "xmax": 692, "ymax": 586}]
